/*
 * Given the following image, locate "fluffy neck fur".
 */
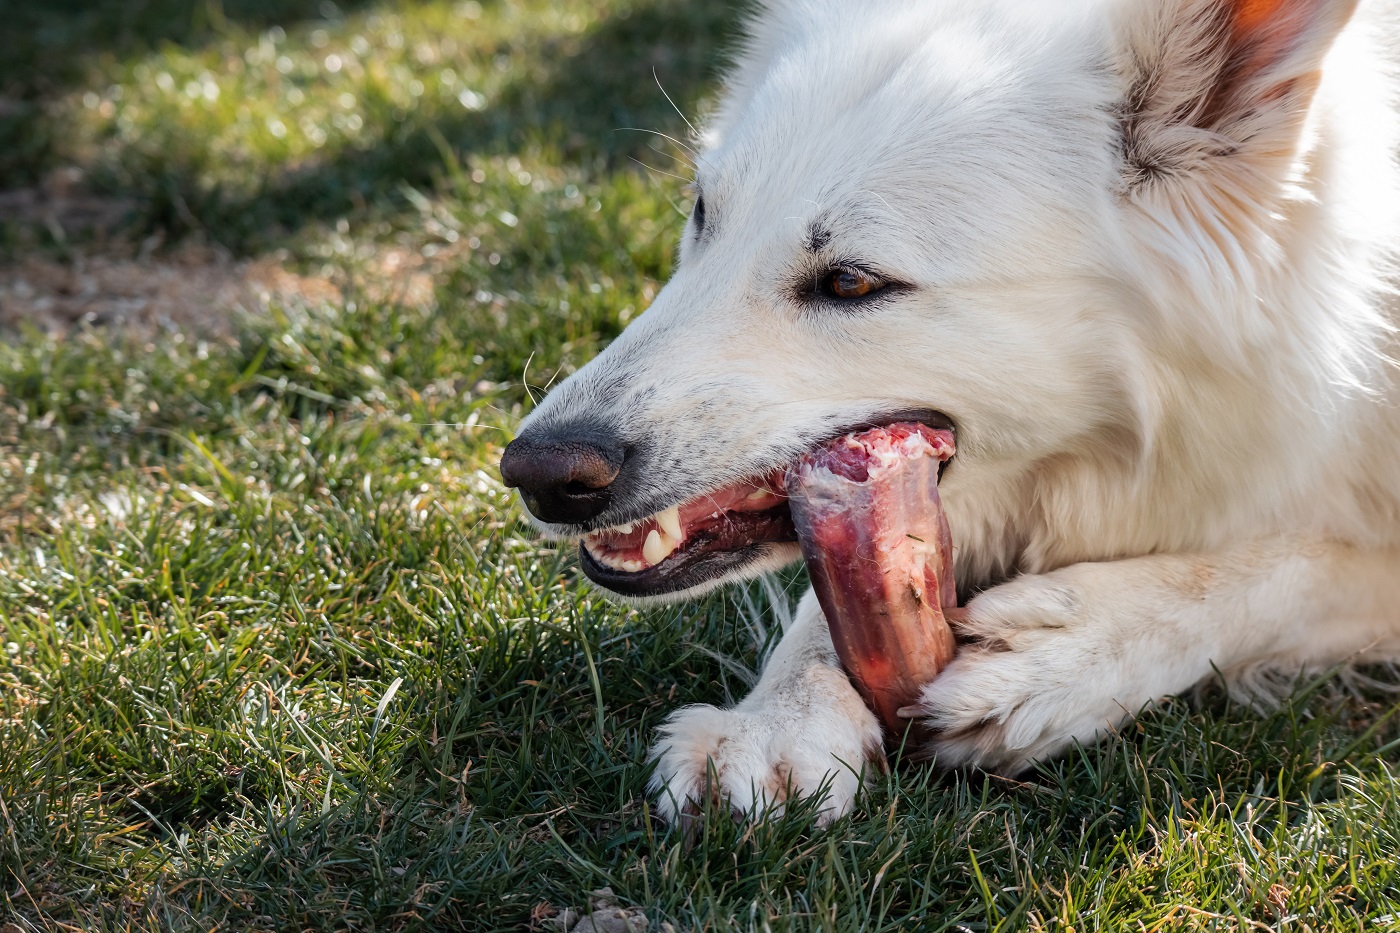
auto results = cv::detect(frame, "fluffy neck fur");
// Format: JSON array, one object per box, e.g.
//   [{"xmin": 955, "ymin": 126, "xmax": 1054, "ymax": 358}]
[{"xmin": 936, "ymin": 0, "xmax": 1400, "ymax": 588}]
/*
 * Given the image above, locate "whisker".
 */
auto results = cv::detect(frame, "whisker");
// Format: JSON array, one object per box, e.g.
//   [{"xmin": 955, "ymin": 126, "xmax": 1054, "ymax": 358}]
[
  {"xmin": 406, "ymin": 422, "xmax": 510, "ymax": 433},
  {"xmin": 858, "ymin": 188, "xmax": 904, "ymax": 222},
  {"xmin": 616, "ymin": 125, "xmax": 697, "ymax": 161},
  {"xmin": 665, "ymin": 194, "xmax": 690, "ymax": 219},
  {"xmin": 648, "ymin": 142, "xmax": 696, "ymax": 172},
  {"xmin": 542, "ymin": 361, "xmax": 569, "ymax": 392},
  {"xmin": 653, "ymin": 69, "xmax": 698, "ymax": 139},
  {"xmin": 520, "ymin": 351, "xmax": 539, "ymax": 406},
  {"xmin": 630, "ymin": 156, "xmax": 692, "ymax": 184}
]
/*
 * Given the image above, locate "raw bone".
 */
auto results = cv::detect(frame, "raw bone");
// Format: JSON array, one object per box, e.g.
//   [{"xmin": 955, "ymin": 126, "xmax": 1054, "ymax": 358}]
[{"xmin": 785, "ymin": 424, "xmax": 957, "ymax": 738}]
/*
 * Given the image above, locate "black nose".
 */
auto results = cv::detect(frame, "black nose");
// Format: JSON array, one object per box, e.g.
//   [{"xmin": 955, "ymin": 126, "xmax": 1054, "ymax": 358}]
[{"xmin": 499, "ymin": 429, "xmax": 625, "ymax": 525}]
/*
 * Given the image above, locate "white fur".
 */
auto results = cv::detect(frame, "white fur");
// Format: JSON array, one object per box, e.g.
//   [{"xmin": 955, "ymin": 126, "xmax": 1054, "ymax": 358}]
[{"xmin": 518, "ymin": 0, "xmax": 1400, "ymax": 824}]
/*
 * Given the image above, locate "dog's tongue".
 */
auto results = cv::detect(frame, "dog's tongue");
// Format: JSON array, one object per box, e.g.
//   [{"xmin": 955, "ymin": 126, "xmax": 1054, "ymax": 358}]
[{"xmin": 785, "ymin": 423, "xmax": 956, "ymax": 739}]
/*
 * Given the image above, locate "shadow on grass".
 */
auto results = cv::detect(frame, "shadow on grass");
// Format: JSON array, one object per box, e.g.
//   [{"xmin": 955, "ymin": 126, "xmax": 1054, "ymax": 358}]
[
  {"xmin": 129, "ymin": 0, "xmax": 739, "ymax": 250},
  {"xmin": 0, "ymin": 0, "xmax": 379, "ymax": 185},
  {"xmin": 115, "ymin": 685, "xmax": 1400, "ymax": 931}
]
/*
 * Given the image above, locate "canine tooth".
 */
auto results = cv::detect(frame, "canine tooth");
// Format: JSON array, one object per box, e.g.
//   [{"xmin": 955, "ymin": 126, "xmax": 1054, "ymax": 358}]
[
  {"xmin": 656, "ymin": 505, "xmax": 683, "ymax": 542},
  {"xmin": 642, "ymin": 529, "xmax": 674, "ymax": 566},
  {"xmin": 617, "ymin": 522, "xmax": 634, "ymax": 533},
  {"xmin": 747, "ymin": 489, "xmax": 770, "ymax": 500}
]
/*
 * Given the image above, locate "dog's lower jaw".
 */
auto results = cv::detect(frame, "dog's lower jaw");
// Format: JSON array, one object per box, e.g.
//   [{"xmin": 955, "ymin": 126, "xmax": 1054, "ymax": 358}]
[{"xmin": 585, "ymin": 542, "xmax": 802, "ymax": 606}]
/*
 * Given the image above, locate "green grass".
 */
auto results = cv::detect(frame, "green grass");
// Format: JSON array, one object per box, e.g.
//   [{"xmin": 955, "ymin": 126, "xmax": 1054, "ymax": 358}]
[{"xmin": 5, "ymin": 1, "xmax": 1400, "ymax": 930}]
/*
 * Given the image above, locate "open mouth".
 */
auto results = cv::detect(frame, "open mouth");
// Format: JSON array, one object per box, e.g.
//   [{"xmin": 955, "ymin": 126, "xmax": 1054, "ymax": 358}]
[
  {"xmin": 579, "ymin": 411, "xmax": 954, "ymax": 598},
  {"xmin": 579, "ymin": 469, "xmax": 798, "ymax": 598}
]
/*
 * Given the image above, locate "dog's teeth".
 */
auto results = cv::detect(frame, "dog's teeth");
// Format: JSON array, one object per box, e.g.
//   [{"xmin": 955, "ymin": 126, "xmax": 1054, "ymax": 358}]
[
  {"xmin": 621, "ymin": 559, "xmax": 645, "ymax": 573},
  {"xmin": 642, "ymin": 528, "xmax": 676, "ymax": 566},
  {"xmin": 746, "ymin": 489, "xmax": 770, "ymax": 500},
  {"xmin": 656, "ymin": 505, "xmax": 683, "ymax": 542},
  {"xmin": 617, "ymin": 522, "xmax": 634, "ymax": 533}
]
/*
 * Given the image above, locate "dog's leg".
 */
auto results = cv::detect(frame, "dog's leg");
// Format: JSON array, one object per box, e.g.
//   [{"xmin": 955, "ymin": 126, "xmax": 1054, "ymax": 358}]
[
  {"xmin": 648, "ymin": 589, "xmax": 884, "ymax": 826},
  {"xmin": 913, "ymin": 537, "xmax": 1400, "ymax": 772}
]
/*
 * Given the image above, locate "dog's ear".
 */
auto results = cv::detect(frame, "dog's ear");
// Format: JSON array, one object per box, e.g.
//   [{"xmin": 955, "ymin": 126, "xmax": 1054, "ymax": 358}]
[{"xmin": 1115, "ymin": 0, "xmax": 1359, "ymax": 196}]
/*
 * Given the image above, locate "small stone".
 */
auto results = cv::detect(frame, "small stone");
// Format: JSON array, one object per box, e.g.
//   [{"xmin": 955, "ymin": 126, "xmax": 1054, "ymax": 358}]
[
  {"xmin": 588, "ymin": 887, "xmax": 616, "ymax": 911},
  {"xmin": 547, "ymin": 908, "xmax": 579, "ymax": 932},
  {"xmin": 571, "ymin": 909, "xmax": 645, "ymax": 933}
]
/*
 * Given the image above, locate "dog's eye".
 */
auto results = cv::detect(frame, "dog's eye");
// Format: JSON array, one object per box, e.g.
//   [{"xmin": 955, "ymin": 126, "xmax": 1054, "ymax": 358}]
[
  {"xmin": 692, "ymin": 193, "xmax": 706, "ymax": 235},
  {"xmin": 823, "ymin": 266, "xmax": 883, "ymax": 300}
]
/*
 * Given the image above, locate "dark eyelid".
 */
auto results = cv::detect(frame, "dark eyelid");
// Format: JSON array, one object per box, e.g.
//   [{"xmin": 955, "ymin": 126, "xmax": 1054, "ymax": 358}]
[
  {"xmin": 789, "ymin": 260, "xmax": 911, "ymax": 307},
  {"xmin": 825, "ymin": 265, "xmax": 880, "ymax": 299}
]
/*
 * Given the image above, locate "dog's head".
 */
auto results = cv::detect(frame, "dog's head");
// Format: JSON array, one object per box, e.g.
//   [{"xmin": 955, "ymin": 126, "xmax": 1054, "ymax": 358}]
[{"xmin": 501, "ymin": 0, "xmax": 1382, "ymax": 601}]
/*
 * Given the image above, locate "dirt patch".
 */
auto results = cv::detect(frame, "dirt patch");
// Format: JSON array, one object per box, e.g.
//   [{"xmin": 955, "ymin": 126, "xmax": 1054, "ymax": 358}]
[
  {"xmin": 0, "ymin": 168, "xmax": 448, "ymax": 333},
  {"xmin": 0, "ymin": 242, "xmax": 450, "ymax": 334},
  {"xmin": 0, "ymin": 245, "xmax": 341, "ymax": 333},
  {"xmin": 0, "ymin": 168, "xmax": 341, "ymax": 332}
]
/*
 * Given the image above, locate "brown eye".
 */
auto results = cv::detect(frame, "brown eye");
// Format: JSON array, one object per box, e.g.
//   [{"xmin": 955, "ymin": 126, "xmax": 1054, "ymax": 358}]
[{"xmin": 824, "ymin": 266, "xmax": 882, "ymax": 300}]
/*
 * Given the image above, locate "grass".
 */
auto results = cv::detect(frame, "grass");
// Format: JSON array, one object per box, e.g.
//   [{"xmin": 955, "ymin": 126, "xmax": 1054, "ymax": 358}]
[{"xmin": 4, "ymin": 1, "xmax": 1400, "ymax": 930}]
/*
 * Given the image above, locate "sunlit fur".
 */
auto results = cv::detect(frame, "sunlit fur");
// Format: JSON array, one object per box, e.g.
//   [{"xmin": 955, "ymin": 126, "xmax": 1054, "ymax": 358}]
[{"xmin": 516, "ymin": 0, "xmax": 1400, "ymax": 823}]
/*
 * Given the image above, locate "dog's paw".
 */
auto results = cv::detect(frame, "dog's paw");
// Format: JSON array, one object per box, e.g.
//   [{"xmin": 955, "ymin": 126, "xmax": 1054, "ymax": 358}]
[
  {"xmin": 913, "ymin": 564, "xmax": 1187, "ymax": 772},
  {"xmin": 647, "ymin": 666, "xmax": 884, "ymax": 827}
]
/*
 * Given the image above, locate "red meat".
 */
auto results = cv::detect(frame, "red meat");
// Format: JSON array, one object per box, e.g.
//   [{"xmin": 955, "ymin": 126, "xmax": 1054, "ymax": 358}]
[{"xmin": 786, "ymin": 423, "xmax": 957, "ymax": 738}]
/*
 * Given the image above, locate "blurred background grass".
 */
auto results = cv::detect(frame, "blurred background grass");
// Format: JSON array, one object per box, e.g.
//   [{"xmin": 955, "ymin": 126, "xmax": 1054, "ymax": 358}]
[
  {"xmin": 0, "ymin": 0, "xmax": 729, "ymax": 251},
  {"xmin": 3, "ymin": 1, "xmax": 1400, "ymax": 931}
]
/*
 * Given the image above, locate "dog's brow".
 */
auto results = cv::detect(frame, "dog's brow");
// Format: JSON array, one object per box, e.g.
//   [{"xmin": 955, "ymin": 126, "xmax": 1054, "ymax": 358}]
[{"xmin": 805, "ymin": 222, "xmax": 832, "ymax": 253}]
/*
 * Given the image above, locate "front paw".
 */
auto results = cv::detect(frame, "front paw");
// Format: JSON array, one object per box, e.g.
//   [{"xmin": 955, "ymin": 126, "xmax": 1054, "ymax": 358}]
[
  {"xmin": 648, "ymin": 668, "xmax": 884, "ymax": 827},
  {"xmin": 913, "ymin": 565, "xmax": 1172, "ymax": 772}
]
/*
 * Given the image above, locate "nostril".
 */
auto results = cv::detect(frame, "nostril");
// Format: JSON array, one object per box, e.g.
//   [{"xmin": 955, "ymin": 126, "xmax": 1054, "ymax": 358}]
[
  {"xmin": 499, "ymin": 428, "xmax": 627, "ymax": 524},
  {"xmin": 563, "ymin": 449, "xmax": 621, "ymax": 490}
]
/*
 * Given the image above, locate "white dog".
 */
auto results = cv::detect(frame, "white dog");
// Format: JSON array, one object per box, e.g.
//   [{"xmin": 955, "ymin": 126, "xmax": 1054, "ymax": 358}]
[{"xmin": 499, "ymin": 0, "xmax": 1400, "ymax": 825}]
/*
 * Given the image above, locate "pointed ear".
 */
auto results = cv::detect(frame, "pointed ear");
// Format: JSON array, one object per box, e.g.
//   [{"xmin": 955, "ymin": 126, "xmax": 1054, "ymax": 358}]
[{"xmin": 1116, "ymin": 0, "xmax": 1359, "ymax": 192}]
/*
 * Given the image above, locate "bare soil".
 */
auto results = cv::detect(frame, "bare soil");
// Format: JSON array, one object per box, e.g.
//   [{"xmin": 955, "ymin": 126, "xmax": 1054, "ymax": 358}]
[{"xmin": 0, "ymin": 169, "xmax": 435, "ymax": 333}]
